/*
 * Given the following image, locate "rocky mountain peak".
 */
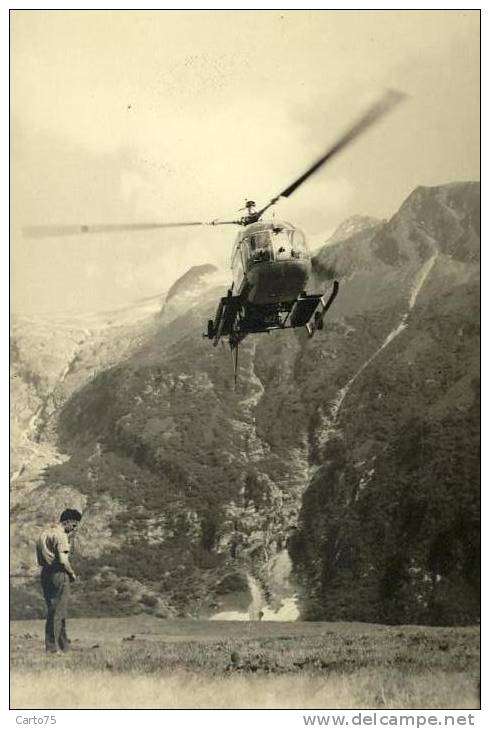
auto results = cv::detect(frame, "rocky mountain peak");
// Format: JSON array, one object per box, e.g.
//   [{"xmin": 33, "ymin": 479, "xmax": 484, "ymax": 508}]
[
  {"xmin": 381, "ymin": 181, "xmax": 480, "ymax": 262},
  {"xmin": 326, "ymin": 215, "xmax": 382, "ymax": 247},
  {"xmin": 165, "ymin": 264, "xmax": 218, "ymax": 304},
  {"xmin": 159, "ymin": 264, "xmax": 229, "ymax": 326}
]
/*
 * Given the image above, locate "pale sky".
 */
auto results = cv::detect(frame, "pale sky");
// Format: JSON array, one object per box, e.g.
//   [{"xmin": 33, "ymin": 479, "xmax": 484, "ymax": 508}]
[{"xmin": 10, "ymin": 10, "xmax": 480, "ymax": 314}]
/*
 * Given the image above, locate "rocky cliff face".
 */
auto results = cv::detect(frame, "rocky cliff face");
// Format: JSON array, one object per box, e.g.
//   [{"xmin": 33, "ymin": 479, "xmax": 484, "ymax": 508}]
[{"xmin": 10, "ymin": 182, "xmax": 480, "ymax": 624}]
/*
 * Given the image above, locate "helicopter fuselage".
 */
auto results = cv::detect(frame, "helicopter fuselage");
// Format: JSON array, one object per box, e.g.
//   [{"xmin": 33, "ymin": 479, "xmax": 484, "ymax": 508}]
[
  {"xmin": 231, "ymin": 219, "xmax": 311, "ymax": 305},
  {"xmin": 206, "ymin": 216, "xmax": 339, "ymax": 373}
]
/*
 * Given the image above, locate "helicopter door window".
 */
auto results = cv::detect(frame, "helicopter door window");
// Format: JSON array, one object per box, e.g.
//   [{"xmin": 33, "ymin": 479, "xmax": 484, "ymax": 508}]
[
  {"xmin": 240, "ymin": 240, "xmax": 250, "ymax": 270},
  {"xmin": 291, "ymin": 229, "xmax": 307, "ymax": 259},
  {"xmin": 247, "ymin": 232, "xmax": 272, "ymax": 266},
  {"xmin": 232, "ymin": 244, "xmax": 244, "ymax": 283},
  {"xmin": 272, "ymin": 229, "xmax": 291, "ymax": 260}
]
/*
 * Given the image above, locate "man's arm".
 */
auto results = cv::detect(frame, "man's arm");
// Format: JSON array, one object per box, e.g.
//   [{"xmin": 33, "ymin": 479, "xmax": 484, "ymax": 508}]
[
  {"xmin": 55, "ymin": 533, "xmax": 77, "ymax": 581},
  {"xmin": 58, "ymin": 551, "xmax": 77, "ymax": 581}
]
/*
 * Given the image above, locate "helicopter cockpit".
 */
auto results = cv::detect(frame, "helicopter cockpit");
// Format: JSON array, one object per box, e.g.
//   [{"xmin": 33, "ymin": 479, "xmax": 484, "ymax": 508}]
[
  {"xmin": 239, "ymin": 224, "xmax": 308, "ymax": 269},
  {"xmin": 269, "ymin": 226, "xmax": 308, "ymax": 262},
  {"xmin": 231, "ymin": 221, "xmax": 310, "ymax": 292}
]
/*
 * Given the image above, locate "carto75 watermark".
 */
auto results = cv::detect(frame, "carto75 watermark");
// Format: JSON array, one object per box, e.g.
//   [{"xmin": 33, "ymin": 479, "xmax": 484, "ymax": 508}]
[{"xmin": 16, "ymin": 718, "xmax": 56, "ymax": 725}]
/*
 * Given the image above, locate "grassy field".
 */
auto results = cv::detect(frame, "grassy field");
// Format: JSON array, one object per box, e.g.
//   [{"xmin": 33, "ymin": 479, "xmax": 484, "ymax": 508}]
[{"xmin": 10, "ymin": 617, "xmax": 480, "ymax": 709}]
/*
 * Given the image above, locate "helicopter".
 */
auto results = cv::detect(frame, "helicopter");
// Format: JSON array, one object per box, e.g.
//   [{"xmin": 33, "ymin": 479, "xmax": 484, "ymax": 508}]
[{"xmin": 24, "ymin": 90, "xmax": 405, "ymax": 384}]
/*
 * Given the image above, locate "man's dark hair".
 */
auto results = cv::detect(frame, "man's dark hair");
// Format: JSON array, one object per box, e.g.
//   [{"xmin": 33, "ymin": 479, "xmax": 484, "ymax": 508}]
[{"xmin": 59, "ymin": 509, "xmax": 82, "ymax": 523}]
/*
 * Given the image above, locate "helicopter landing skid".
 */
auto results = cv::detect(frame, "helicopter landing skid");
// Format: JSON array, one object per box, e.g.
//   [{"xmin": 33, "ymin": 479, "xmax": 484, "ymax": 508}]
[
  {"xmin": 305, "ymin": 280, "xmax": 340, "ymax": 337},
  {"xmin": 204, "ymin": 281, "xmax": 340, "ymax": 346},
  {"xmin": 204, "ymin": 280, "xmax": 339, "ymax": 387},
  {"xmin": 286, "ymin": 280, "xmax": 339, "ymax": 335}
]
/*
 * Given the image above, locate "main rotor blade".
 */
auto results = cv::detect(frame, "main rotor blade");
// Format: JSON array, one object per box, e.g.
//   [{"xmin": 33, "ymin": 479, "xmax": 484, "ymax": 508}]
[
  {"xmin": 257, "ymin": 89, "xmax": 407, "ymax": 218},
  {"xmin": 22, "ymin": 221, "xmax": 226, "ymax": 238}
]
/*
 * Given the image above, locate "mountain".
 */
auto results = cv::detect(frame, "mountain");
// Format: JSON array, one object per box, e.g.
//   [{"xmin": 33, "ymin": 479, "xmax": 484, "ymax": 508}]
[
  {"xmin": 292, "ymin": 182, "xmax": 480, "ymax": 625},
  {"xmin": 10, "ymin": 181, "xmax": 480, "ymax": 625}
]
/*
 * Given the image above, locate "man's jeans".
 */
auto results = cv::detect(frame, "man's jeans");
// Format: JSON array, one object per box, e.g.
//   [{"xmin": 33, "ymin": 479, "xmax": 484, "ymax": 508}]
[{"xmin": 41, "ymin": 567, "xmax": 70, "ymax": 653}]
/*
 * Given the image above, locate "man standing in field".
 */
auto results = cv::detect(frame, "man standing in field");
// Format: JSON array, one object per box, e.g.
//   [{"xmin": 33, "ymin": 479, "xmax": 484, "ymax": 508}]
[{"xmin": 36, "ymin": 509, "xmax": 82, "ymax": 654}]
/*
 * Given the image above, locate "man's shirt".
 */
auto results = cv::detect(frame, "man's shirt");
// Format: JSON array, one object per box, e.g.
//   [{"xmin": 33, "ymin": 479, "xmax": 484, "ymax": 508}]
[{"xmin": 36, "ymin": 524, "xmax": 70, "ymax": 568}]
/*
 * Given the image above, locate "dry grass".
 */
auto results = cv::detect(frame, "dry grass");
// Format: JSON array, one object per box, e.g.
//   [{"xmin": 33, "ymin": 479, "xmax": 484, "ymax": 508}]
[
  {"xmin": 11, "ymin": 668, "xmax": 479, "ymax": 709},
  {"xmin": 10, "ymin": 618, "xmax": 480, "ymax": 709}
]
